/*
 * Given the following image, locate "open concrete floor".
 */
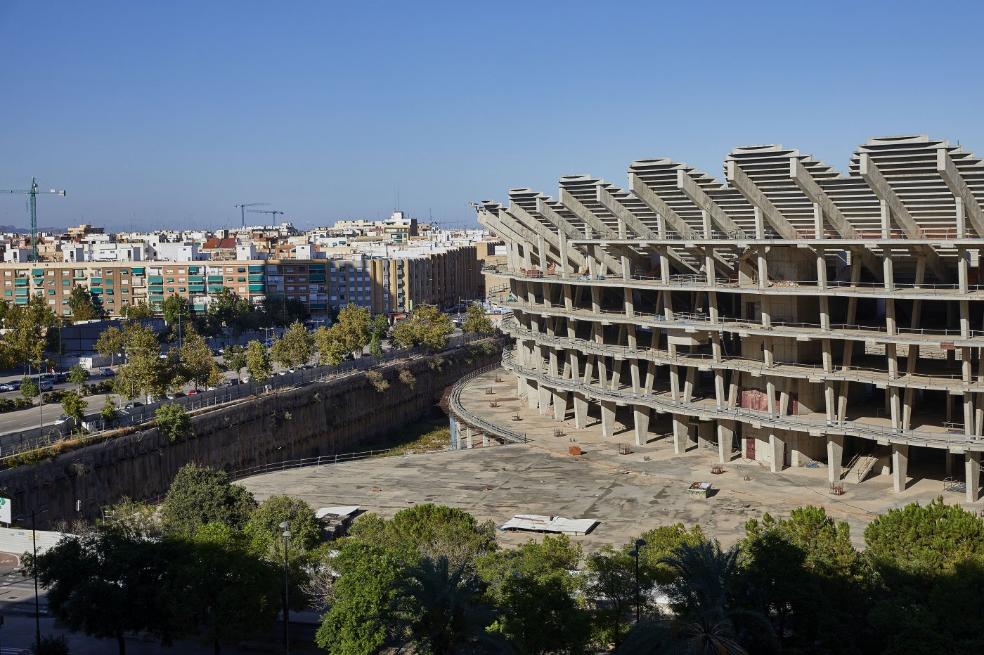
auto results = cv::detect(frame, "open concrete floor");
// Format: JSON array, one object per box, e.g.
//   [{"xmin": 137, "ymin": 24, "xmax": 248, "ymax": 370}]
[{"xmin": 238, "ymin": 368, "xmax": 982, "ymax": 549}]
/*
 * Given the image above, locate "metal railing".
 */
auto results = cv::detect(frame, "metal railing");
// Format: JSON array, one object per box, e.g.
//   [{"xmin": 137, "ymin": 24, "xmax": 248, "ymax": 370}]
[
  {"xmin": 447, "ymin": 363, "xmax": 528, "ymax": 444},
  {"xmin": 230, "ymin": 448, "xmax": 401, "ymax": 480}
]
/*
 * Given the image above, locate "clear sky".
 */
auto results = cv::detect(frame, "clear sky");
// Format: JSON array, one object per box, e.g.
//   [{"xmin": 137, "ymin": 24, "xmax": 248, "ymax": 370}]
[{"xmin": 2, "ymin": 0, "xmax": 983, "ymax": 231}]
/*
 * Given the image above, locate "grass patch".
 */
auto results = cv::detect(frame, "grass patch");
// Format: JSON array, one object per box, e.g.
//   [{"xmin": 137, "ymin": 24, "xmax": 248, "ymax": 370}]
[{"xmin": 365, "ymin": 412, "xmax": 452, "ymax": 456}]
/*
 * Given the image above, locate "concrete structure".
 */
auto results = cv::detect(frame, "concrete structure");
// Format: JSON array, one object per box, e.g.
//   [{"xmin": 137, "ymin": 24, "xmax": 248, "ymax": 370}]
[{"xmin": 478, "ymin": 135, "xmax": 984, "ymax": 501}]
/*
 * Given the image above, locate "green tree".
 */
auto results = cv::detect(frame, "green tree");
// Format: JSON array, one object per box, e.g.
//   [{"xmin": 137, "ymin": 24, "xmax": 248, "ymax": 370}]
[
  {"xmin": 67, "ymin": 363, "xmax": 90, "ymax": 390},
  {"xmin": 6, "ymin": 296, "xmax": 57, "ymax": 371},
  {"xmin": 99, "ymin": 497, "xmax": 165, "ymax": 540},
  {"xmin": 178, "ymin": 330, "xmax": 221, "ymax": 390},
  {"xmin": 20, "ymin": 377, "xmax": 39, "ymax": 405},
  {"xmin": 223, "ymin": 344, "xmax": 248, "ymax": 382},
  {"xmin": 33, "ymin": 531, "xmax": 183, "ymax": 655},
  {"xmin": 161, "ymin": 294, "xmax": 191, "ymax": 326},
  {"xmin": 314, "ymin": 325, "xmax": 347, "ymax": 366},
  {"xmin": 244, "ymin": 494, "xmax": 321, "ymax": 559},
  {"xmin": 270, "ymin": 321, "xmax": 314, "ymax": 369},
  {"xmin": 95, "ymin": 325, "xmax": 126, "ymax": 366},
  {"xmin": 112, "ymin": 323, "xmax": 177, "ymax": 402},
  {"xmin": 391, "ymin": 304, "xmax": 454, "ymax": 351},
  {"xmin": 462, "ymin": 302, "xmax": 494, "ymax": 335},
  {"xmin": 161, "ymin": 464, "xmax": 257, "ymax": 535},
  {"xmin": 60, "ymin": 390, "xmax": 88, "ymax": 431},
  {"xmin": 370, "ymin": 314, "xmax": 389, "ymax": 358},
  {"xmin": 478, "ymin": 535, "xmax": 590, "ymax": 654},
  {"xmin": 67, "ymin": 284, "xmax": 103, "ymax": 322},
  {"xmin": 244, "ymin": 339, "xmax": 272, "ymax": 382},
  {"xmin": 155, "ymin": 403, "xmax": 192, "ymax": 443},
  {"xmin": 101, "ymin": 397, "xmax": 119, "ymax": 427},
  {"xmin": 205, "ymin": 288, "xmax": 258, "ymax": 334},
  {"xmin": 122, "ymin": 301, "xmax": 154, "ymax": 320},
  {"xmin": 262, "ymin": 295, "xmax": 308, "ymax": 327},
  {"xmin": 637, "ymin": 524, "xmax": 708, "ymax": 585},
  {"xmin": 333, "ymin": 304, "xmax": 372, "ymax": 354},
  {"xmin": 167, "ymin": 523, "xmax": 282, "ymax": 654},
  {"xmin": 315, "ymin": 540, "xmax": 407, "ymax": 655},
  {"xmin": 585, "ymin": 546, "xmax": 643, "ymax": 647}
]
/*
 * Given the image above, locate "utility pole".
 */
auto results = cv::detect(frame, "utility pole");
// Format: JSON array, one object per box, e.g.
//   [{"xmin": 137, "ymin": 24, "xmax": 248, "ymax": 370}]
[{"xmin": 2, "ymin": 179, "xmax": 66, "ymax": 262}]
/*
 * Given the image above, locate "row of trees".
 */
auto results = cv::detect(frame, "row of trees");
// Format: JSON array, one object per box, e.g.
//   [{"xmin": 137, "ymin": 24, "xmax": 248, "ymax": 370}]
[
  {"xmin": 32, "ymin": 469, "xmax": 984, "ymax": 655},
  {"xmin": 161, "ymin": 289, "xmax": 312, "ymax": 336},
  {"xmin": 95, "ymin": 301, "xmax": 478, "ymax": 402}
]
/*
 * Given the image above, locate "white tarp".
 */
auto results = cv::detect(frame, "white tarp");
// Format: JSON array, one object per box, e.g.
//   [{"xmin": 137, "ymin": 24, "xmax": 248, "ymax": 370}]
[
  {"xmin": 316, "ymin": 506, "xmax": 360, "ymax": 520},
  {"xmin": 499, "ymin": 514, "xmax": 598, "ymax": 535},
  {"xmin": 0, "ymin": 527, "xmax": 68, "ymax": 558}
]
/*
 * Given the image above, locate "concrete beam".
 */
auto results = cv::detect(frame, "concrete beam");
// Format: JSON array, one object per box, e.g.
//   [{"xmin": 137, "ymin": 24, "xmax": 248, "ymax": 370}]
[
  {"xmin": 676, "ymin": 169, "xmax": 740, "ymax": 235},
  {"xmin": 487, "ymin": 208, "xmax": 580, "ymax": 271},
  {"xmin": 629, "ymin": 173, "xmax": 694, "ymax": 239},
  {"xmin": 557, "ymin": 189, "xmax": 646, "ymax": 274},
  {"xmin": 860, "ymin": 154, "xmax": 949, "ymax": 281},
  {"xmin": 937, "ymin": 147, "xmax": 984, "ymax": 238},
  {"xmin": 726, "ymin": 160, "xmax": 798, "ymax": 240},
  {"xmin": 534, "ymin": 197, "xmax": 623, "ymax": 275}
]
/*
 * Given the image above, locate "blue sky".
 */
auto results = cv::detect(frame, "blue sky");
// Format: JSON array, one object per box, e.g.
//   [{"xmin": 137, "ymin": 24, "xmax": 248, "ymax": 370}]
[{"xmin": 1, "ymin": 0, "xmax": 983, "ymax": 231}]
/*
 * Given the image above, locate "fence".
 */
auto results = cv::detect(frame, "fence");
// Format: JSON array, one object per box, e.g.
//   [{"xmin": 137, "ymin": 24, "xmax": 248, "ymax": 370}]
[
  {"xmin": 0, "ymin": 334, "xmax": 487, "ymax": 460},
  {"xmin": 447, "ymin": 363, "xmax": 528, "ymax": 444}
]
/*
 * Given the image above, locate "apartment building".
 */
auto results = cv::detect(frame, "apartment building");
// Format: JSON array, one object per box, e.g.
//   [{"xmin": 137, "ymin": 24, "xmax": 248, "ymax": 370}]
[{"xmin": 479, "ymin": 135, "xmax": 984, "ymax": 501}]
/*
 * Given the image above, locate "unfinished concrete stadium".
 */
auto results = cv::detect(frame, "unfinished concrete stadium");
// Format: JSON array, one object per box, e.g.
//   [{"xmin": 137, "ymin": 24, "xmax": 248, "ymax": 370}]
[{"xmin": 476, "ymin": 135, "xmax": 984, "ymax": 502}]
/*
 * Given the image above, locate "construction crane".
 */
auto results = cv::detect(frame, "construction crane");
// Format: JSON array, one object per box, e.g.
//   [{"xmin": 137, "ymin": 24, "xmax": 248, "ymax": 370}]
[
  {"xmin": 2, "ymin": 178, "xmax": 66, "ymax": 262},
  {"xmin": 247, "ymin": 208, "xmax": 285, "ymax": 224},
  {"xmin": 235, "ymin": 202, "xmax": 268, "ymax": 228}
]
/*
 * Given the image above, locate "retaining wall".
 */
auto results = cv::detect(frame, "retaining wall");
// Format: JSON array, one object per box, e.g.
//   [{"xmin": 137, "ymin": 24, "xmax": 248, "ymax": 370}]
[{"xmin": 0, "ymin": 343, "xmax": 500, "ymax": 528}]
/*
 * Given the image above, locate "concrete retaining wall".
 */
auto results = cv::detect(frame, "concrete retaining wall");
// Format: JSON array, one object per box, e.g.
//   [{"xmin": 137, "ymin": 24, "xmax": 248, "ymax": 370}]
[{"xmin": 0, "ymin": 344, "xmax": 500, "ymax": 528}]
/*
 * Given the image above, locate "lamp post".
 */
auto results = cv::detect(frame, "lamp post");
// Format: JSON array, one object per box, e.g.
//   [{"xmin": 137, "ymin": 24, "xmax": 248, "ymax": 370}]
[
  {"xmin": 16, "ymin": 508, "xmax": 48, "ymax": 649},
  {"xmin": 630, "ymin": 538, "xmax": 647, "ymax": 623},
  {"xmin": 279, "ymin": 521, "xmax": 291, "ymax": 655}
]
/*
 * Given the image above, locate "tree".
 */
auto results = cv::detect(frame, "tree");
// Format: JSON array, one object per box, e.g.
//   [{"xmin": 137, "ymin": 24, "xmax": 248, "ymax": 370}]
[
  {"xmin": 167, "ymin": 523, "xmax": 281, "ymax": 654},
  {"xmin": 20, "ymin": 377, "xmax": 39, "ymax": 405},
  {"xmin": 122, "ymin": 301, "xmax": 154, "ymax": 320},
  {"xmin": 391, "ymin": 304, "xmax": 454, "ymax": 351},
  {"xmin": 244, "ymin": 495, "xmax": 321, "ymax": 560},
  {"xmin": 637, "ymin": 524, "xmax": 708, "ymax": 585},
  {"xmin": 223, "ymin": 344, "xmax": 248, "ymax": 382},
  {"xmin": 479, "ymin": 535, "xmax": 590, "ymax": 654},
  {"xmin": 262, "ymin": 295, "xmax": 308, "ymax": 327},
  {"xmin": 314, "ymin": 326, "xmax": 347, "ymax": 366},
  {"xmin": 244, "ymin": 339, "xmax": 272, "ymax": 382},
  {"xmin": 270, "ymin": 321, "xmax": 314, "ymax": 369},
  {"xmin": 661, "ymin": 541, "xmax": 773, "ymax": 655},
  {"xmin": 161, "ymin": 294, "xmax": 191, "ymax": 327},
  {"xmin": 96, "ymin": 325, "xmax": 126, "ymax": 366},
  {"xmin": 101, "ymin": 397, "xmax": 119, "ymax": 427},
  {"xmin": 67, "ymin": 284, "xmax": 103, "ymax": 322},
  {"xmin": 205, "ymin": 288, "xmax": 255, "ymax": 334},
  {"xmin": 370, "ymin": 314, "xmax": 389, "ymax": 357},
  {"xmin": 155, "ymin": 404, "xmax": 192, "ymax": 443},
  {"xmin": 348, "ymin": 503, "xmax": 497, "ymax": 568},
  {"xmin": 585, "ymin": 546, "xmax": 643, "ymax": 647},
  {"xmin": 33, "ymin": 531, "xmax": 183, "ymax": 655},
  {"xmin": 161, "ymin": 464, "xmax": 257, "ymax": 535},
  {"xmin": 178, "ymin": 330, "xmax": 221, "ymax": 390},
  {"xmin": 396, "ymin": 555, "xmax": 493, "ymax": 655},
  {"xmin": 99, "ymin": 497, "xmax": 165, "ymax": 540},
  {"xmin": 334, "ymin": 304, "xmax": 372, "ymax": 354},
  {"xmin": 462, "ymin": 303, "xmax": 494, "ymax": 335},
  {"xmin": 5, "ymin": 296, "xmax": 57, "ymax": 371},
  {"xmin": 316, "ymin": 540, "xmax": 408, "ymax": 655},
  {"xmin": 67, "ymin": 363, "xmax": 90, "ymax": 390},
  {"xmin": 112, "ymin": 323, "xmax": 178, "ymax": 402},
  {"xmin": 60, "ymin": 391, "xmax": 88, "ymax": 431}
]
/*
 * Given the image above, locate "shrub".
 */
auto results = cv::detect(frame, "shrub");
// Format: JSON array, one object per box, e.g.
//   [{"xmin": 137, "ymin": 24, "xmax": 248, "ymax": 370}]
[
  {"xmin": 398, "ymin": 368, "xmax": 416, "ymax": 389},
  {"xmin": 155, "ymin": 404, "xmax": 192, "ymax": 443},
  {"xmin": 366, "ymin": 369, "xmax": 390, "ymax": 392}
]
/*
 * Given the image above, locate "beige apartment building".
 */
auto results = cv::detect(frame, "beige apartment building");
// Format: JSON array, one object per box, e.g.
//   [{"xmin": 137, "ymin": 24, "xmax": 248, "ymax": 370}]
[{"xmin": 479, "ymin": 135, "xmax": 984, "ymax": 501}]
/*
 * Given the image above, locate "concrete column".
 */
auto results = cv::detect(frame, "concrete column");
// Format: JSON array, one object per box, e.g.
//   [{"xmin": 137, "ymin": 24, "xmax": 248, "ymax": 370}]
[
  {"xmin": 526, "ymin": 379, "xmax": 538, "ymax": 410},
  {"xmin": 464, "ymin": 428, "xmax": 473, "ymax": 449},
  {"xmin": 966, "ymin": 451, "xmax": 981, "ymax": 503},
  {"xmin": 826, "ymin": 435, "xmax": 844, "ymax": 485},
  {"xmin": 672, "ymin": 416, "xmax": 689, "ymax": 454},
  {"xmin": 482, "ymin": 433, "xmax": 490, "ymax": 448},
  {"xmin": 600, "ymin": 401, "xmax": 616, "ymax": 439},
  {"xmin": 717, "ymin": 420, "xmax": 734, "ymax": 463},
  {"xmin": 892, "ymin": 444, "xmax": 909, "ymax": 493},
  {"xmin": 537, "ymin": 385, "xmax": 551, "ymax": 416},
  {"xmin": 633, "ymin": 405, "xmax": 649, "ymax": 447},
  {"xmin": 552, "ymin": 390, "xmax": 568, "ymax": 421},
  {"xmin": 573, "ymin": 393, "xmax": 589, "ymax": 429},
  {"xmin": 769, "ymin": 433, "xmax": 785, "ymax": 473}
]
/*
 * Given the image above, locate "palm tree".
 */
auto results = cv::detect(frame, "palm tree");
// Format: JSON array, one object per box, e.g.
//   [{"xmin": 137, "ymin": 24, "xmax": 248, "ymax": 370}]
[
  {"xmin": 657, "ymin": 541, "xmax": 774, "ymax": 655},
  {"xmin": 397, "ymin": 555, "xmax": 505, "ymax": 654}
]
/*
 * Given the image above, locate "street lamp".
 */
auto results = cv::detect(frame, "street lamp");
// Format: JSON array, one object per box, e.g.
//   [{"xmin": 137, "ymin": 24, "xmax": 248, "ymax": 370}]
[
  {"xmin": 629, "ymin": 538, "xmax": 647, "ymax": 623},
  {"xmin": 17, "ymin": 508, "xmax": 48, "ymax": 648},
  {"xmin": 279, "ymin": 521, "xmax": 291, "ymax": 655}
]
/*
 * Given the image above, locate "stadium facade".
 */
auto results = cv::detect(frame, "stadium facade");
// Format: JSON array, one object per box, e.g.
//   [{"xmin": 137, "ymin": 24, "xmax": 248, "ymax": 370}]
[{"xmin": 477, "ymin": 135, "xmax": 984, "ymax": 500}]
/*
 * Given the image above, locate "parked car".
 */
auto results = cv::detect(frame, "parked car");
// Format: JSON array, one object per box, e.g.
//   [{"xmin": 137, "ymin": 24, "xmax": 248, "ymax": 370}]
[
  {"xmin": 0, "ymin": 383, "xmax": 15, "ymax": 392},
  {"xmin": 186, "ymin": 389, "xmax": 200, "ymax": 396},
  {"xmin": 123, "ymin": 401, "xmax": 143, "ymax": 410},
  {"xmin": 101, "ymin": 368, "xmax": 114, "ymax": 377},
  {"xmin": 39, "ymin": 380, "xmax": 54, "ymax": 392},
  {"xmin": 53, "ymin": 414, "xmax": 74, "ymax": 426}
]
